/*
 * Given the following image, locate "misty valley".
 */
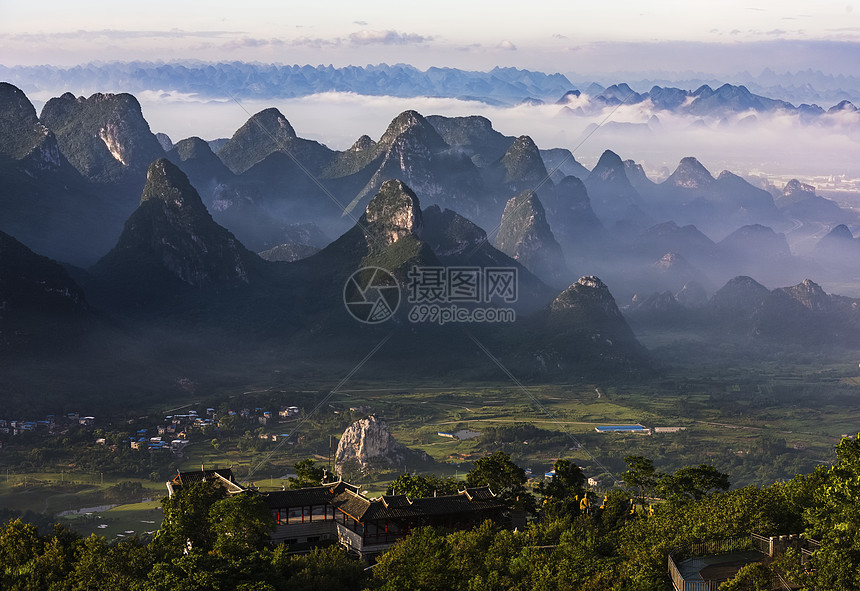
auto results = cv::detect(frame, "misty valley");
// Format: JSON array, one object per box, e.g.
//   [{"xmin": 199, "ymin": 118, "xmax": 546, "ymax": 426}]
[{"xmin": 2, "ymin": 77, "xmax": 860, "ymax": 590}]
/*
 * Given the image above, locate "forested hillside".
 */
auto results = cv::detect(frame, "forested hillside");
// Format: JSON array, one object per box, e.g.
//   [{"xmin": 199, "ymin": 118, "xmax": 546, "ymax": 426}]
[{"xmin": 3, "ymin": 436, "xmax": 860, "ymax": 590}]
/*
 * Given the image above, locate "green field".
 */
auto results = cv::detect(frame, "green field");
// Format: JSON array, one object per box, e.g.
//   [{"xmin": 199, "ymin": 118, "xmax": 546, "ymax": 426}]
[
  {"xmin": 4, "ymin": 349, "xmax": 860, "ymax": 530},
  {"xmin": 59, "ymin": 501, "xmax": 163, "ymax": 540}
]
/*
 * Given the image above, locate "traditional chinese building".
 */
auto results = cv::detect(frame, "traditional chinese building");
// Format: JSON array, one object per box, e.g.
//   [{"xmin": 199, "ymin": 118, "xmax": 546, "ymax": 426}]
[
  {"xmin": 166, "ymin": 470, "xmax": 506, "ymax": 558},
  {"xmin": 265, "ymin": 481, "xmax": 506, "ymax": 557}
]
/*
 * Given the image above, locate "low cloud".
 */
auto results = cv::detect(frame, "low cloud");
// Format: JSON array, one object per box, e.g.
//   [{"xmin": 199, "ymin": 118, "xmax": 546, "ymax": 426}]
[
  {"xmin": 221, "ymin": 37, "xmax": 286, "ymax": 50},
  {"xmin": 289, "ymin": 36, "xmax": 343, "ymax": 48},
  {"xmin": 497, "ymin": 40, "xmax": 517, "ymax": 51},
  {"xmin": 348, "ymin": 30, "xmax": 431, "ymax": 45}
]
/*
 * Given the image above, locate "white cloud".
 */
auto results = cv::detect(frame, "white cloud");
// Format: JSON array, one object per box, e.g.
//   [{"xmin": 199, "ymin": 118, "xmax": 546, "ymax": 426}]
[
  {"xmin": 348, "ymin": 30, "xmax": 431, "ymax": 46},
  {"xmin": 220, "ymin": 37, "xmax": 286, "ymax": 50},
  {"xmin": 289, "ymin": 36, "xmax": 343, "ymax": 48},
  {"xmin": 497, "ymin": 40, "xmax": 517, "ymax": 50}
]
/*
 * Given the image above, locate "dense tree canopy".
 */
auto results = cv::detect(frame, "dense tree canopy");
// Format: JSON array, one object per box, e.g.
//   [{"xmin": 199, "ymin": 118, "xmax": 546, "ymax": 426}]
[
  {"xmin": 209, "ymin": 493, "xmax": 274, "ymax": 557},
  {"xmin": 287, "ymin": 459, "xmax": 326, "ymax": 490},
  {"xmin": 154, "ymin": 481, "xmax": 227, "ymax": 554},
  {"xmin": 656, "ymin": 464, "xmax": 731, "ymax": 502},
  {"xmin": 465, "ymin": 450, "xmax": 530, "ymax": 508},
  {"xmin": 2, "ymin": 444, "xmax": 859, "ymax": 590},
  {"xmin": 535, "ymin": 458, "xmax": 587, "ymax": 518},
  {"xmin": 623, "ymin": 455, "xmax": 658, "ymax": 499},
  {"xmin": 385, "ymin": 473, "xmax": 461, "ymax": 498},
  {"xmin": 804, "ymin": 434, "xmax": 860, "ymax": 591}
]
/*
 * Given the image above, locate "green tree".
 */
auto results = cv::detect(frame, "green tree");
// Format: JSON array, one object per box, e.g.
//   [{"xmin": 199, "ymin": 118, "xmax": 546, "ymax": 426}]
[
  {"xmin": 145, "ymin": 548, "xmax": 277, "ymax": 591},
  {"xmin": 386, "ymin": 473, "xmax": 461, "ymax": 498},
  {"xmin": 209, "ymin": 492, "xmax": 274, "ymax": 557},
  {"xmin": 718, "ymin": 562, "xmax": 772, "ymax": 591},
  {"xmin": 466, "ymin": 451, "xmax": 534, "ymax": 514},
  {"xmin": 104, "ymin": 480, "xmax": 146, "ymax": 504},
  {"xmin": 657, "ymin": 464, "xmax": 730, "ymax": 502},
  {"xmin": 154, "ymin": 481, "xmax": 227, "ymax": 555},
  {"xmin": 0, "ymin": 518, "xmax": 43, "ymax": 573},
  {"xmin": 597, "ymin": 490, "xmax": 635, "ymax": 533},
  {"xmin": 338, "ymin": 458, "xmax": 361, "ymax": 483},
  {"xmin": 274, "ymin": 545, "xmax": 367, "ymax": 591},
  {"xmin": 0, "ymin": 521, "xmax": 79, "ymax": 591},
  {"xmin": 804, "ymin": 434, "xmax": 860, "ymax": 591},
  {"xmin": 69, "ymin": 535, "xmax": 153, "ymax": 590},
  {"xmin": 288, "ymin": 459, "xmax": 327, "ymax": 489},
  {"xmin": 623, "ymin": 455, "xmax": 659, "ymax": 500},
  {"xmin": 467, "ymin": 451, "xmax": 527, "ymax": 497},
  {"xmin": 371, "ymin": 527, "xmax": 456, "ymax": 591},
  {"xmin": 535, "ymin": 459, "xmax": 586, "ymax": 518}
]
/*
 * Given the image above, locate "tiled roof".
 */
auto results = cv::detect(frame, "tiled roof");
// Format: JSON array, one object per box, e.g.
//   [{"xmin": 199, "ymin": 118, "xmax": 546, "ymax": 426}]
[
  {"xmin": 249, "ymin": 481, "xmax": 504, "ymax": 522},
  {"xmin": 167, "ymin": 469, "xmax": 245, "ymax": 496},
  {"xmin": 171, "ymin": 468, "xmax": 235, "ymax": 485},
  {"xmin": 265, "ymin": 481, "xmax": 359, "ymax": 509},
  {"xmin": 331, "ymin": 490, "xmax": 373, "ymax": 520},
  {"xmin": 461, "ymin": 486, "xmax": 497, "ymax": 501},
  {"xmin": 381, "ymin": 495, "xmax": 412, "ymax": 509},
  {"xmin": 330, "ymin": 486, "xmax": 504, "ymax": 522}
]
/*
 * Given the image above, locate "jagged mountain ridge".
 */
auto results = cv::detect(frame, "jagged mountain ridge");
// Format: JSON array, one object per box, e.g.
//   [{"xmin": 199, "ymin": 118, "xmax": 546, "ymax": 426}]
[
  {"xmin": 2, "ymin": 63, "xmax": 577, "ymax": 105},
  {"xmin": 3, "ymin": 82, "xmax": 860, "ymax": 320},
  {"xmin": 493, "ymin": 191, "xmax": 569, "ymax": 288},
  {"xmin": 39, "ymin": 91, "xmax": 165, "ymax": 185},
  {"xmin": 5, "ymin": 62, "xmax": 857, "ymax": 111},
  {"xmin": 89, "ymin": 159, "xmax": 264, "ymax": 309},
  {"xmin": 556, "ymin": 80, "xmax": 856, "ymax": 120}
]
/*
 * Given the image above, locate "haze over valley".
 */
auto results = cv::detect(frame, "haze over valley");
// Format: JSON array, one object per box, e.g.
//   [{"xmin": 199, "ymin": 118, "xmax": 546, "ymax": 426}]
[{"xmin": 3, "ymin": 2, "xmax": 860, "ymax": 588}]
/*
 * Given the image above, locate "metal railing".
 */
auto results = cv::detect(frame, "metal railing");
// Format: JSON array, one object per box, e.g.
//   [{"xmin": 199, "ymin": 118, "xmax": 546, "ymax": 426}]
[
  {"xmin": 672, "ymin": 536, "xmax": 753, "ymax": 563},
  {"xmin": 751, "ymin": 533, "xmax": 771, "ymax": 555},
  {"xmin": 687, "ymin": 536, "xmax": 753, "ymax": 558},
  {"xmin": 668, "ymin": 534, "xmax": 798, "ymax": 591}
]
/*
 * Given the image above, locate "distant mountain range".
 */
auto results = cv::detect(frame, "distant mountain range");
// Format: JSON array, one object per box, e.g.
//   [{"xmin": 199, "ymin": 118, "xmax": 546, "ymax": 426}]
[
  {"xmin": 610, "ymin": 68, "xmax": 860, "ymax": 108},
  {"xmin": 4, "ymin": 80, "xmax": 860, "ymax": 407},
  {"xmin": 3, "ymin": 62, "xmax": 858, "ymax": 109},
  {"xmin": 0, "ymin": 62, "xmax": 572, "ymax": 105}
]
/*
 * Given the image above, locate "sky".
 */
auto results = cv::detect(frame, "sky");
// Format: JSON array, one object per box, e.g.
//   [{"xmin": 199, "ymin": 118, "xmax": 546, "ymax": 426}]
[
  {"xmin": 2, "ymin": 0, "xmax": 859, "ymax": 76},
  {"xmin": 3, "ymin": 0, "xmax": 859, "ymax": 186}
]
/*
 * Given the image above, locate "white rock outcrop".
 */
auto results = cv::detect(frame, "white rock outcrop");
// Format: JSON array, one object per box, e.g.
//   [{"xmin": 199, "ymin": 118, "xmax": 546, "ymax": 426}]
[{"xmin": 334, "ymin": 415, "xmax": 406, "ymax": 475}]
